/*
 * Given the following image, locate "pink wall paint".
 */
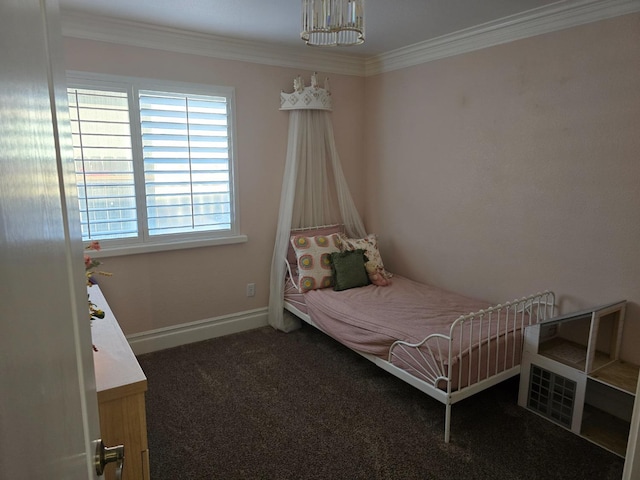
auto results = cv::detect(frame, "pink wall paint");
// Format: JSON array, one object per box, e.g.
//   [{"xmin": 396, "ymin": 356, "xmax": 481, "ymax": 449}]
[
  {"xmin": 64, "ymin": 38, "xmax": 366, "ymax": 334},
  {"xmin": 364, "ymin": 14, "xmax": 640, "ymax": 361},
  {"xmin": 64, "ymin": 13, "xmax": 640, "ymax": 363}
]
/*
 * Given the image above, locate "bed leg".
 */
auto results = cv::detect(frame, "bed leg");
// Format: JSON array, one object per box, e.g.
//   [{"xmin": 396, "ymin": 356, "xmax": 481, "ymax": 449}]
[{"xmin": 444, "ymin": 404, "xmax": 451, "ymax": 443}]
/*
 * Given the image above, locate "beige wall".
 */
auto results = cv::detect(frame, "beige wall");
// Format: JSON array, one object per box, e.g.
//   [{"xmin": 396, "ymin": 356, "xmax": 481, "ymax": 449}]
[
  {"xmin": 364, "ymin": 14, "xmax": 640, "ymax": 362},
  {"xmin": 64, "ymin": 38, "xmax": 366, "ymax": 335}
]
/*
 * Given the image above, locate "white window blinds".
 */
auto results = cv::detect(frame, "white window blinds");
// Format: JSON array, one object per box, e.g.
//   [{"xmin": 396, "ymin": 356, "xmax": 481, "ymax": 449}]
[
  {"xmin": 68, "ymin": 88, "xmax": 138, "ymax": 240},
  {"xmin": 139, "ymin": 90, "xmax": 232, "ymax": 236},
  {"xmin": 67, "ymin": 74, "xmax": 238, "ymax": 251}
]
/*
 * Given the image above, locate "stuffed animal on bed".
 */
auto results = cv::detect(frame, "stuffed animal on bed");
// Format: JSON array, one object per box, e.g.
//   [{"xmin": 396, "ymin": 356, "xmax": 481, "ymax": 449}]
[{"xmin": 367, "ymin": 267, "xmax": 391, "ymax": 286}]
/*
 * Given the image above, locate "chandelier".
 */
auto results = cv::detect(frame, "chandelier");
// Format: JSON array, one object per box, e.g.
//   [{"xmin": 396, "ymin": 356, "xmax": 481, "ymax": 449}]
[{"xmin": 301, "ymin": 0, "xmax": 365, "ymax": 47}]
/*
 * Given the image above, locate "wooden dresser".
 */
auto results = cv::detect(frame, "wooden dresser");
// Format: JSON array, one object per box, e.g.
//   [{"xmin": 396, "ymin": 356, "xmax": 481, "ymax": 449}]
[{"xmin": 90, "ymin": 285, "xmax": 150, "ymax": 480}]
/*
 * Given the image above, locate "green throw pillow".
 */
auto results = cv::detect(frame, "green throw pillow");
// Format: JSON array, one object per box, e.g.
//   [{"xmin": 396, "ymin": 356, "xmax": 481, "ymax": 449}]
[{"xmin": 330, "ymin": 249, "xmax": 370, "ymax": 291}]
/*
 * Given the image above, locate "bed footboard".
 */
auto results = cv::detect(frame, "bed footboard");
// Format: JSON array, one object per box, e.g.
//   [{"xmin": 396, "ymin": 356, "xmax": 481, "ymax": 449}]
[{"xmin": 388, "ymin": 290, "xmax": 555, "ymax": 442}]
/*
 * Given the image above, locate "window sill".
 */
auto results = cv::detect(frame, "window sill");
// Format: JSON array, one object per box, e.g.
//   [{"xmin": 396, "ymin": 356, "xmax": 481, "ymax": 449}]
[{"xmin": 93, "ymin": 234, "xmax": 248, "ymax": 258}]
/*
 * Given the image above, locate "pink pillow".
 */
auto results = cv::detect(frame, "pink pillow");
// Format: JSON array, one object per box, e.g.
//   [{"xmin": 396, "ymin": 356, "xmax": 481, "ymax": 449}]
[
  {"xmin": 286, "ymin": 225, "xmax": 344, "ymax": 277},
  {"xmin": 290, "ymin": 232, "xmax": 342, "ymax": 292}
]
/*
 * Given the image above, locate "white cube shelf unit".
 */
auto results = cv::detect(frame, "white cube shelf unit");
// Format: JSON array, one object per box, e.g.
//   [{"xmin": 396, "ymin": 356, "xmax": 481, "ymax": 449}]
[{"xmin": 518, "ymin": 300, "xmax": 637, "ymax": 457}]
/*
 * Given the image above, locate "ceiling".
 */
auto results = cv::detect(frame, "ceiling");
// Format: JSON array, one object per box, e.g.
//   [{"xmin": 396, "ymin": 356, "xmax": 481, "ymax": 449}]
[{"xmin": 58, "ymin": 0, "xmax": 566, "ymax": 57}]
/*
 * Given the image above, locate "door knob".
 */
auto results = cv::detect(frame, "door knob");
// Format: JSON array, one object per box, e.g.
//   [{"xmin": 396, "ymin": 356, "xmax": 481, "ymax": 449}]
[{"xmin": 95, "ymin": 439, "xmax": 125, "ymax": 479}]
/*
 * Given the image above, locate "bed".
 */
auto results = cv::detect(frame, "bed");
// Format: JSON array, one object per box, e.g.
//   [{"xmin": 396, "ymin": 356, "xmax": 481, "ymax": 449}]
[{"xmin": 282, "ymin": 225, "xmax": 556, "ymax": 442}]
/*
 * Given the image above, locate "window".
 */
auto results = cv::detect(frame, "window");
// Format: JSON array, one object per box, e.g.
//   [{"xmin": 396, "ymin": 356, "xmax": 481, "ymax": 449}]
[{"xmin": 67, "ymin": 73, "xmax": 242, "ymax": 254}]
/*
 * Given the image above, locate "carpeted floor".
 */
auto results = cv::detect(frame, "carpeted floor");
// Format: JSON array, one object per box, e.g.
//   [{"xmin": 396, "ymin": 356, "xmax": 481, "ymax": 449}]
[{"xmin": 137, "ymin": 324, "xmax": 625, "ymax": 480}]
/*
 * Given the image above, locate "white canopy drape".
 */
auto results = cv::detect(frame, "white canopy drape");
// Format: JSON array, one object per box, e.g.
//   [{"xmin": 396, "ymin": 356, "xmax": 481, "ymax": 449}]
[{"xmin": 268, "ymin": 81, "xmax": 366, "ymax": 331}]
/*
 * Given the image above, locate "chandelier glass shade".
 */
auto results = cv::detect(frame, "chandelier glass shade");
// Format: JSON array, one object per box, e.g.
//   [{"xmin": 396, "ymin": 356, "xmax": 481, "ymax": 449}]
[{"xmin": 301, "ymin": 0, "xmax": 365, "ymax": 47}]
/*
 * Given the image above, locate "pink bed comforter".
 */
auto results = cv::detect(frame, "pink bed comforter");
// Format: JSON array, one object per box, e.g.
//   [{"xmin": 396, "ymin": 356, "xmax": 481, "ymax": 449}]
[{"xmin": 303, "ymin": 275, "xmax": 491, "ymax": 359}]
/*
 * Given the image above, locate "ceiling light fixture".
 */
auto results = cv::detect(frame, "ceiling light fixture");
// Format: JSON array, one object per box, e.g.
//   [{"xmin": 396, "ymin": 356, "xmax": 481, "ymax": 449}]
[{"xmin": 301, "ymin": 0, "xmax": 365, "ymax": 47}]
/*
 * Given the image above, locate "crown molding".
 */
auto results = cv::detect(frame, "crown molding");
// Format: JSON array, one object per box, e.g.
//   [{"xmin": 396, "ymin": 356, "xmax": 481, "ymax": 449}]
[
  {"xmin": 61, "ymin": 0, "xmax": 640, "ymax": 78},
  {"xmin": 365, "ymin": 0, "xmax": 640, "ymax": 76},
  {"xmin": 60, "ymin": 11, "xmax": 366, "ymax": 77}
]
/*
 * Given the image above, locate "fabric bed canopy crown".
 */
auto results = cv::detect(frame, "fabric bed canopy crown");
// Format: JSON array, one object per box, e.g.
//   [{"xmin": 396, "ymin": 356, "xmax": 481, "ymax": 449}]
[
  {"xmin": 280, "ymin": 74, "xmax": 332, "ymax": 111},
  {"xmin": 268, "ymin": 73, "xmax": 366, "ymax": 332}
]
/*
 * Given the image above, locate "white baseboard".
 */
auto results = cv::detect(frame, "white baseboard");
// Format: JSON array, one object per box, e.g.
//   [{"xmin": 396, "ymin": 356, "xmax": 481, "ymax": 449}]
[{"xmin": 126, "ymin": 308, "xmax": 269, "ymax": 355}]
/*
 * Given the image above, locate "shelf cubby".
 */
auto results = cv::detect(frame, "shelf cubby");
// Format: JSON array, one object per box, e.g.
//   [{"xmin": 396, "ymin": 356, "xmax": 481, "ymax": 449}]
[{"xmin": 518, "ymin": 300, "xmax": 635, "ymax": 457}]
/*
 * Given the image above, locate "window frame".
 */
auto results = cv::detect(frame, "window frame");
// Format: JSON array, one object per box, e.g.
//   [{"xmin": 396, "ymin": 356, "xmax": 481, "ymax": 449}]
[{"xmin": 66, "ymin": 71, "xmax": 245, "ymax": 257}]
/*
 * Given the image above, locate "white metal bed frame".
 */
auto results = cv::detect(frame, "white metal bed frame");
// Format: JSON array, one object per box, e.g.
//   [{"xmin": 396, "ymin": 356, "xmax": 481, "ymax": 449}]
[{"xmin": 284, "ymin": 289, "xmax": 555, "ymax": 443}]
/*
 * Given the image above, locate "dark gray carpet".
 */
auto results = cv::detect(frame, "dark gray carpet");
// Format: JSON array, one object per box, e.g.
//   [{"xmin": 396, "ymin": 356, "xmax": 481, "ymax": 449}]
[{"xmin": 137, "ymin": 324, "xmax": 624, "ymax": 480}]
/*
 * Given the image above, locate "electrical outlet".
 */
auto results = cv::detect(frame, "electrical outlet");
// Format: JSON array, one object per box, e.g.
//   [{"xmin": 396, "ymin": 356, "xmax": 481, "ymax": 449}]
[{"xmin": 246, "ymin": 283, "xmax": 256, "ymax": 297}]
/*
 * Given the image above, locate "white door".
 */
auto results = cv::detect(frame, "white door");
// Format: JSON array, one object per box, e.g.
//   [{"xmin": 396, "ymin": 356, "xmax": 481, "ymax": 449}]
[{"xmin": 0, "ymin": 0, "xmax": 102, "ymax": 478}]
